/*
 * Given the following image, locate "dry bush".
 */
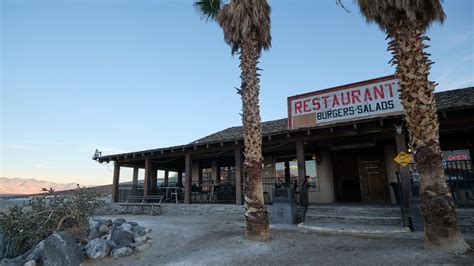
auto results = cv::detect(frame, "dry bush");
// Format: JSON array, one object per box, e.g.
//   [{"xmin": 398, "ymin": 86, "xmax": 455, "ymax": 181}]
[{"xmin": 0, "ymin": 185, "xmax": 103, "ymax": 259}]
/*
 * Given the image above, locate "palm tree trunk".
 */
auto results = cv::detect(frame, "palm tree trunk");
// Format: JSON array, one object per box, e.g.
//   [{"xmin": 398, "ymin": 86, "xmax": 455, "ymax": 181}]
[
  {"xmin": 239, "ymin": 31, "xmax": 270, "ymax": 241},
  {"xmin": 388, "ymin": 22, "xmax": 469, "ymax": 253}
]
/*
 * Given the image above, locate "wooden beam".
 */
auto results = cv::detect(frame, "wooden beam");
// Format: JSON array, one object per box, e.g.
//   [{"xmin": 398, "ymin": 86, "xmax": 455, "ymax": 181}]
[
  {"xmin": 184, "ymin": 154, "xmax": 192, "ymax": 204},
  {"xmin": 112, "ymin": 162, "xmax": 120, "ymax": 203},
  {"xmin": 164, "ymin": 170, "xmax": 169, "ymax": 186},
  {"xmin": 296, "ymin": 140, "xmax": 307, "ymax": 206},
  {"xmin": 132, "ymin": 167, "xmax": 139, "ymax": 195},
  {"xmin": 212, "ymin": 160, "xmax": 218, "ymax": 184},
  {"xmin": 144, "ymin": 159, "xmax": 152, "ymax": 196}
]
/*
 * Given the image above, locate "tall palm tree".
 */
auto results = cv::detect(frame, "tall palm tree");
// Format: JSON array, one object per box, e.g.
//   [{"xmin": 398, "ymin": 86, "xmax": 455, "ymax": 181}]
[
  {"xmin": 194, "ymin": 0, "xmax": 271, "ymax": 241},
  {"xmin": 356, "ymin": 0, "xmax": 469, "ymax": 253}
]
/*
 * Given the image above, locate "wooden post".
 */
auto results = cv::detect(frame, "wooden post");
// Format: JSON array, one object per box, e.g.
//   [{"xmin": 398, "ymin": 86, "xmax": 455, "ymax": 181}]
[
  {"xmin": 132, "ymin": 167, "xmax": 139, "ymax": 195},
  {"xmin": 177, "ymin": 171, "xmax": 183, "ymax": 184},
  {"xmin": 212, "ymin": 160, "xmax": 218, "ymax": 184},
  {"xmin": 296, "ymin": 141, "xmax": 307, "ymax": 205},
  {"xmin": 164, "ymin": 170, "xmax": 169, "ymax": 186},
  {"xmin": 144, "ymin": 159, "xmax": 152, "ymax": 196},
  {"xmin": 112, "ymin": 162, "xmax": 120, "ymax": 202},
  {"xmin": 151, "ymin": 167, "xmax": 157, "ymax": 194},
  {"xmin": 395, "ymin": 126, "xmax": 411, "ymax": 210},
  {"xmin": 235, "ymin": 147, "xmax": 243, "ymax": 205},
  {"xmin": 184, "ymin": 154, "xmax": 192, "ymax": 204}
]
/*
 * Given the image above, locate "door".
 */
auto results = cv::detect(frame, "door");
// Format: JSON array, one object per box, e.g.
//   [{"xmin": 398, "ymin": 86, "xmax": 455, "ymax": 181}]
[
  {"xmin": 332, "ymin": 150, "xmax": 361, "ymax": 202},
  {"xmin": 358, "ymin": 150, "xmax": 390, "ymax": 203}
]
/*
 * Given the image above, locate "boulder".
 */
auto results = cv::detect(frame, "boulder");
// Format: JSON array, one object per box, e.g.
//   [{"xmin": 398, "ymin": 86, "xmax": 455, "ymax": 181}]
[
  {"xmin": 98, "ymin": 225, "xmax": 110, "ymax": 234},
  {"xmin": 132, "ymin": 226, "xmax": 149, "ymax": 236},
  {"xmin": 128, "ymin": 221, "xmax": 138, "ymax": 227},
  {"xmin": 0, "ymin": 256, "xmax": 24, "ymax": 266},
  {"xmin": 88, "ymin": 228, "xmax": 101, "ymax": 239},
  {"xmin": 85, "ymin": 238, "xmax": 111, "ymax": 260},
  {"xmin": 110, "ymin": 247, "xmax": 133, "ymax": 258},
  {"xmin": 120, "ymin": 223, "xmax": 133, "ymax": 232},
  {"xmin": 42, "ymin": 231, "xmax": 84, "ymax": 266},
  {"xmin": 23, "ymin": 260, "xmax": 37, "ymax": 266},
  {"xmin": 112, "ymin": 218, "xmax": 126, "ymax": 229},
  {"xmin": 111, "ymin": 229, "xmax": 134, "ymax": 247},
  {"xmin": 25, "ymin": 240, "xmax": 44, "ymax": 262},
  {"xmin": 135, "ymin": 243, "xmax": 151, "ymax": 253},
  {"xmin": 134, "ymin": 236, "xmax": 147, "ymax": 245}
]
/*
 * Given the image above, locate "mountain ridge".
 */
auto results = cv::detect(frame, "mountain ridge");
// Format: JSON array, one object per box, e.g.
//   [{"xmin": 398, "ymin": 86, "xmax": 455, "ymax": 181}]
[{"xmin": 0, "ymin": 177, "xmax": 79, "ymax": 195}]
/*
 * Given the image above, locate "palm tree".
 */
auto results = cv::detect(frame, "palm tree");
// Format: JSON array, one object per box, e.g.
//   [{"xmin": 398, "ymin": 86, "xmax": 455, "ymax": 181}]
[
  {"xmin": 194, "ymin": 0, "xmax": 271, "ymax": 241},
  {"xmin": 356, "ymin": 0, "xmax": 469, "ymax": 253}
]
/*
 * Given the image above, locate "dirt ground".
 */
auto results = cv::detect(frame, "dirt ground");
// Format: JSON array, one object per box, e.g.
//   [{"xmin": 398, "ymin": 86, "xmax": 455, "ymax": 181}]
[{"xmin": 83, "ymin": 204, "xmax": 474, "ymax": 265}]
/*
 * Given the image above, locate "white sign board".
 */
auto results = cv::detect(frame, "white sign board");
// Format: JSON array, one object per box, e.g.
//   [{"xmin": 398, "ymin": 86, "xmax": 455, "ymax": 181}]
[{"xmin": 287, "ymin": 76, "xmax": 403, "ymax": 129}]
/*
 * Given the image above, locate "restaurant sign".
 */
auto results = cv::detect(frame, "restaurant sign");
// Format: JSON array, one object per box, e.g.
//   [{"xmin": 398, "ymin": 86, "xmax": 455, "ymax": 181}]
[{"xmin": 287, "ymin": 76, "xmax": 403, "ymax": 129}]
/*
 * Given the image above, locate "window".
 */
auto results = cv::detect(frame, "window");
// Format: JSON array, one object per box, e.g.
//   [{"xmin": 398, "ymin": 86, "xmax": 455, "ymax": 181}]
[
  {"xmin": 201, "ymin": 168, "xmax": 212, "ymax": 181},
  {"xmin": 305, "ymin": 159, "xmax": 319, "ymax": 191},
  {"xmin": 219, "ymin": 166, "xmax": 235, "ymax": 184}
]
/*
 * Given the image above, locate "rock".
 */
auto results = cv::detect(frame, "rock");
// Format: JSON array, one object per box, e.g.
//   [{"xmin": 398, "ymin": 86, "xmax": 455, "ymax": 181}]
[
  {"xmin": 42, "ymin": 231, "xmax": 84, "ymax": 266},
  {"xmin": 110, "ymin": 247, "xmax": 133, "ymax": 258},
  {"xmin": 25, "ymin": 240, "xmax": 44, "ymax": 262},
  {"xmin": 98, "ymin": 225, "xmax": 110, "ymax": 234},
  {"xmin": 23, "ymin": 260, "xmax": 37, "ymax": 266},
  {"xmin": 112, "ymin": 218, "xmax": 126, "ymax": 229},
  {"xmin": 120, "ymin": 223, "xmax": 133, "ymax": 232},
  {"xmin": 132, "ymin": 226, "xmax": 148, "ymax": 236},
  {"xmin": 88, "ymin": 228, "xmax": 101, "ymax": 239},
  {"xmin": 95, "ymin": 219, "xmax": 112, "ymax": 230},
  {"xmin": 134, "ymin": 236, "xmax": 147, "ymax": 245},
  {"xmin": 134, "ymin": 243, "xmax": 151, "ymax": 253},
  {"xmin": 85, "ymin": 238, "xmax": 111, "ymax": 260},
  {"xmin": 128, "ymin": 222, "xmax": 138, "ymax": 227},
  {"xmin": 111, "ymin": 229, "xmax": 134, "ymax": 247},
  {"xmin": 1, "ymin": 256, "xmax": 23, "ymax": 266}
]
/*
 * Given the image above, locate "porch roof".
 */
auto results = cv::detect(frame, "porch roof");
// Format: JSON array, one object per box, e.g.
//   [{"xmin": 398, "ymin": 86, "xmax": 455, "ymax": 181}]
[{"xmin": 97, "ymin": 87, "xmax": 474, "ymax": 163}]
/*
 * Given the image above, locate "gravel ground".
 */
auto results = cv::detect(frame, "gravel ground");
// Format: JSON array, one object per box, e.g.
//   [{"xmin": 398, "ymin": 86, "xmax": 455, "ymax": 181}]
[{"xmin": 83, "ymin": 204, "xmax": 474, "ymax": 265}]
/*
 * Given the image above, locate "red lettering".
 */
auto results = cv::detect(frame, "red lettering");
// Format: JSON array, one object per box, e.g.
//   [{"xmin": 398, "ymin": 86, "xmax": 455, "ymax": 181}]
[
  {"xmin": 351, "ymin": 90, "xmax": 361, "ymax": 104},
  {"xmin": 312, "ymin": 97, "xmax": 320, "ymax": 111},
  {"xmin": 303, "ymin": 99, "xmax": 311, "ymax": 113},
  {"xmin": 341, "ymin": 92, "xmax": 350, "ymax": 105},
  {"xmin": 374, "ymin": 85, "xmax": 384, "ymax": 100},
  {"xmin": 332, "ymin": 94, "xmax": 340, "ymax": 108},
  {"xmin": 322, "ymin": 96, "xmax": 330, "ymax": 109},
  {"xmin": 295, "ymin": 101, "xmax": 302, "ymax": 114},
  {"xmin": 448, "ymin": 154, "xmax": 467, "ymax": 160},
  {"xmin": 385, "ymin": 83, "xmax": 394, "ymax": 97},
  {"xmin": 364, "ymin": 88, "xmax": 373, "ymax": 102}
]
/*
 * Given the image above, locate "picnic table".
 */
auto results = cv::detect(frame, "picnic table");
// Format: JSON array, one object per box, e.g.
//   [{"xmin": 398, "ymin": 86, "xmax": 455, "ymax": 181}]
[{"xmin": 118, "ymin": 195, "xmax": 163, "ymax": 215}]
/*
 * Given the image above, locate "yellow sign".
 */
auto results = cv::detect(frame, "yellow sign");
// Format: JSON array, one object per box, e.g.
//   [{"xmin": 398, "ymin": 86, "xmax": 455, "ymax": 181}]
[{"xmin": 394, "ymin": 151, "xmax": 413, "ymax": 167}]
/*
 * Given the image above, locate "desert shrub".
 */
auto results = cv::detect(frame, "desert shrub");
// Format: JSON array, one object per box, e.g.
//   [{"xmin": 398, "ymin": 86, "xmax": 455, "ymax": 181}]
[{"xmin": 0, "ymin": 185, "xmax": 103, "ymax": 259}]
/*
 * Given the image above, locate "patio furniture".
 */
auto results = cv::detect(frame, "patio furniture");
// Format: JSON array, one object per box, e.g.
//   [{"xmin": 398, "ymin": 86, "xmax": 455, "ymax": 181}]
[{"xmin": 118, "ymin": 195, "xmax": 163, "ymax": 215}]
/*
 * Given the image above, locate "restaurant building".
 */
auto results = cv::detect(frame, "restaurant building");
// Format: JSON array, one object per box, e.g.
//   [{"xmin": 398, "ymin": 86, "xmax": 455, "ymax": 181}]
[{"xmin": 96, "ymin": 76, "xmax": 474, "ymax": 207}]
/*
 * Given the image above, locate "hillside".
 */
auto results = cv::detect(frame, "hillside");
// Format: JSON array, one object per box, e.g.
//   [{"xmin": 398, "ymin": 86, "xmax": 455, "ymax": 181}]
[{"xmin": 0, "ymin": 177, "xmax": 79, "ymax": 195}]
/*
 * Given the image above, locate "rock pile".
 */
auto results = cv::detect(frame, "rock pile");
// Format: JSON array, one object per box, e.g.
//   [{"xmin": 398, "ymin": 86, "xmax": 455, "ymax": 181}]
[{"xmin": 0, "ymin": 218, "xmax": 152, "ymax": 266}]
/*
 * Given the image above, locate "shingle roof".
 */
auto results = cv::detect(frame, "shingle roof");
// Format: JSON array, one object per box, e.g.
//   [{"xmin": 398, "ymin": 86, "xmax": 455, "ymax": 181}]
[{"xmin": 192, "ymin": 87, "xmax": 474, "ymax": 144}]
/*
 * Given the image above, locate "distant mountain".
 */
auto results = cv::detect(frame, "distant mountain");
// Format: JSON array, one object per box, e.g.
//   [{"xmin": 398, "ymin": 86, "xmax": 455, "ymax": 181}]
[{"xmin": 0, "ymin": 177, "xmax": 79, "ymax": 195}]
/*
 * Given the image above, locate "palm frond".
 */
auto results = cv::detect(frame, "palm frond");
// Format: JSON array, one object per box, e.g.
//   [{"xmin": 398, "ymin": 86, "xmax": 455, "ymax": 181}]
[
  {"xmin": 357, "ymin": 0, "xmax": 445, "ymax": 31},
  {"xmin": 218, "ymin": 0, "xmax": 271, "ymax": 55},
  {"xmin": 194, "ymin": 0, "xmax": 222, "ymax": 22}
]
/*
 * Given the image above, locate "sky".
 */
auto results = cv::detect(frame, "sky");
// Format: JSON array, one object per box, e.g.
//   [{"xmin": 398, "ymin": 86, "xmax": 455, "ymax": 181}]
[{"xmin": 1, "ymin": 0, "xmax": 473, "ymax": 186}]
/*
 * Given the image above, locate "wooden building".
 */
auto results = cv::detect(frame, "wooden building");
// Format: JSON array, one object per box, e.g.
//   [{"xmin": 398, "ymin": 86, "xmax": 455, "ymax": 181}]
[{"xmin": 96, "ymin": 76, "xmax": 474, "ymax": 206}]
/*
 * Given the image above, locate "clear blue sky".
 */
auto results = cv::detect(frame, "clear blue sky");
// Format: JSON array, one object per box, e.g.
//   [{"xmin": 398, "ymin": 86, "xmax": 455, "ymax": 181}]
[{"xmin": 1, "ymin": 0, "xmax": 472, "ymax": 185}]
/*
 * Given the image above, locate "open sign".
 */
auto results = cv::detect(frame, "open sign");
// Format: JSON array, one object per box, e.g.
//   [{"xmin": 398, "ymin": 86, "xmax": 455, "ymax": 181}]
[{"xmin": 443, "ymin": 150, "xmax": 471, "ymax": 161}]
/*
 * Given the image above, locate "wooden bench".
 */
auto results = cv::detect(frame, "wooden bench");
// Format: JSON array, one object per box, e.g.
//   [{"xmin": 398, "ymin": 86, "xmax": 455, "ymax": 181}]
[{"xmin": 118, "ymin": 195, "xmax": 163, "ymax": 215}]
